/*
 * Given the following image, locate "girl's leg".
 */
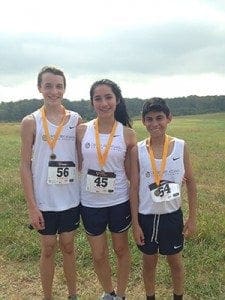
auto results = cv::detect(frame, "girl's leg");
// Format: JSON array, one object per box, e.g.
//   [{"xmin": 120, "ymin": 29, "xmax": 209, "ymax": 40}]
[
  {"xmin": 111, "ymin": 231, "xmax": 130, "ymax": 298},
  {"xmin": 88, "ymin": 233, "xmax": 114, "ymax": 293}
]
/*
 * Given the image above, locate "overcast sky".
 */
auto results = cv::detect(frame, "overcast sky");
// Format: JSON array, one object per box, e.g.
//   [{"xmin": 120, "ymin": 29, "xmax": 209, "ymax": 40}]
[{"xmin": 1, "ymin": 0, "xmax": 225, "ymax": 102}]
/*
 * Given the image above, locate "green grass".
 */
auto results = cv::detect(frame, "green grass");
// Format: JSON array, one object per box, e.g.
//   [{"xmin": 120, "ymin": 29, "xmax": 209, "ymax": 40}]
[{"xmin": 0, "ymin": 113, "xmax": 225, "ymax": 299}]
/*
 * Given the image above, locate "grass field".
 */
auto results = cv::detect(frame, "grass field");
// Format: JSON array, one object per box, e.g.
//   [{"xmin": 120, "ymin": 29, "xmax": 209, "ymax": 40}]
[{"xmin": 0, "ymin": 113, "xmax": 225, "ymax": 299}]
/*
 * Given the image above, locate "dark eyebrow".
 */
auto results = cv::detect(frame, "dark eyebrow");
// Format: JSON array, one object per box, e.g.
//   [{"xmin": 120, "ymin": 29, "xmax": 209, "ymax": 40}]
[{"xmin": 94, "ymin": 93, "xmax": 113, "ymax": 97}]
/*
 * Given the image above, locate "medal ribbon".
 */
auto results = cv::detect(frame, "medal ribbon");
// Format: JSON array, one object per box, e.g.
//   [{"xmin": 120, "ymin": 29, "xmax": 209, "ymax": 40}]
[
  {"xmin": 148, "ymin": 135, "xmax": 169, "ymax": 186},
  {"xmin": 40, "ymin": 106, "xmax": 67, "ymax": 153},
  {"xmin": 94, "ymin": 118, "xmax": 118, "ymax": 169}
]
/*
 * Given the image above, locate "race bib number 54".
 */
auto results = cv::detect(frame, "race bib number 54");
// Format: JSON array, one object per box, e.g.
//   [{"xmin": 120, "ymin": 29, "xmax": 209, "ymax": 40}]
[{"xmin": 149, "ymin": 182, "xmax": 181, "ymax": 203}]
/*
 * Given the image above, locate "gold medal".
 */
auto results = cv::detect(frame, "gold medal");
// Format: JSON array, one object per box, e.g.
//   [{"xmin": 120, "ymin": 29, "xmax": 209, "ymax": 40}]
[
  {"xmin": 96, "ymin": 170, "xmax": 106, "ymax": 177},
  {"xmin": 147, "ymin": 135, "xmax": 169, "ymax": 186},
  {"xmin": 154, "ymin": 188, "xmax": 160, "ymax": 196},
  {"xmin": 40, "ymin": 106, "xmax": 67, "ymax": 161},
  {"xmin": 50, "ymin": 153, "xmax": 56, "ymax": 160},
  {"xmin": 94, "ymin": 118, "xmax": 117, "ymax": 170}
]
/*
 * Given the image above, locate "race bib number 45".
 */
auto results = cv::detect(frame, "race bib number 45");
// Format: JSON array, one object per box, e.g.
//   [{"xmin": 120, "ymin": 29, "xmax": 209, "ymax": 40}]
[
  {"xmin": 86, "ymin": 169, "xmax": 116, "ymax": 194},
  {"xmin": 47, "ymin": 161, "xmax": 76, "ymax": 185}
]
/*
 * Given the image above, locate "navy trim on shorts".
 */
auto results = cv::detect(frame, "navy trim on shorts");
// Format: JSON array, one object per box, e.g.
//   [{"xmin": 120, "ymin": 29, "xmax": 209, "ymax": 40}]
[
  {"xmin": 137, "ymin": 208, "xmax": 184, "ymax": 255},
  {"xmin": 38, "ymin": 206, "xmax": 80, "ymax": 235},
  {"xmin": 80, "ymin": 201, "xmax": 131, "ymax": 236}
]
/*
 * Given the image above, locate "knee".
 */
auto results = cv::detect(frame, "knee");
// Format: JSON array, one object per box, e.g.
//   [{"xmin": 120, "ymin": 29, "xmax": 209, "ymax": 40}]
[
  {"xmin": 92, "ymin": 248, "xmax": 107, "ymax": 264},
  {"xmin": 41, "ymin": 244, "xmax": 56, "ymax": 258},
  {"xmin": 168, "ymin": 260, "xmax": 184, "ymax": 274},
  {"xmin": 113, "ymin": 244, "xmax": 129, "ymax": 259},
  {"xmin": 143, "ymin": 257, "xmax": 157, "ymax": 270},
  {"xmin": 59, "ymin": 241, "xmax": 74, "ymax": 255}
]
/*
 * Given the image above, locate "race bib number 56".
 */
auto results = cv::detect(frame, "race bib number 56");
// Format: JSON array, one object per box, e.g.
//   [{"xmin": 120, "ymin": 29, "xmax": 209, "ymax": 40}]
[{"xmin": 47, "ymin": 161, "xmax": 76, "ymax": 184}]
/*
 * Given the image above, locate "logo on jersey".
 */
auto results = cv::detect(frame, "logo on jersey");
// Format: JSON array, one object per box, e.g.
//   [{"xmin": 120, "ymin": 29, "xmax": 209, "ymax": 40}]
[
  {"xmin": 85, "ymin": 142, "xmax": 91, "ymax": 149},
  {"xmin": 173, "ymin": 157, "xmax": 180, "ymax": 161}
]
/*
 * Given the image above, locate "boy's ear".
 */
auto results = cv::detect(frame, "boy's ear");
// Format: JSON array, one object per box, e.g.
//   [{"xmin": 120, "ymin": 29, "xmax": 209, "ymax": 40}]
[
  {"xmin": 167, "ymin": 113, "xmax": 172, "ymax": 123},
  {"xmin": 37, "ymin": 85, "xmax": 41, "ymax": 93}
]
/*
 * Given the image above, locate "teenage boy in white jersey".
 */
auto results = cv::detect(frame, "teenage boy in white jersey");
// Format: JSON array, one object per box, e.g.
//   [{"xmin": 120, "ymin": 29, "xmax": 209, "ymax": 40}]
[
  {"xmin": 20, "ymin": 66, "xmax": 82, "ymax": 300},
  {"xmin": 129, "ymin": 98, "xmax": 197, "ymax": 300}
]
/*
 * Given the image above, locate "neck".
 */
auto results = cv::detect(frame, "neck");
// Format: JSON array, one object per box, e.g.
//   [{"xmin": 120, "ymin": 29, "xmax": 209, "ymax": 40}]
[
  {"xmin": 97, "ymin": 116, "xmax": 116, "ymax": 133},
  {"xmin": 150, "ymin": 134, "xmax": 166, "ymax": 146},
  {"xmin": 44, "ymin": 103, "xmax": 63, "ymax": 115}
]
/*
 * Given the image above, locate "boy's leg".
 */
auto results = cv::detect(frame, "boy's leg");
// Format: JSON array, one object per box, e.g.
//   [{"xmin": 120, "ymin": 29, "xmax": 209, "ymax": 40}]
[
  {"xmin": 111, "ymin": 231, "xmax": 130, "ymax": 298},
  {"xmin": 40, "ymin": 234, "xmax": 57, "ymax": 300},
  {"xmin": 166, "ymin": 252, "xmax": 184, "ymax": 296},
  {"xmin": 59, "ymin": 231, "xmax": 77, "ymax": 297},
  {"xmin": 88, "ymin": 233, "xmax": 114, "ymax": 294},
  {"xmin": 143, "ymin": 253, "xmax": 158, "ymax": 297}
]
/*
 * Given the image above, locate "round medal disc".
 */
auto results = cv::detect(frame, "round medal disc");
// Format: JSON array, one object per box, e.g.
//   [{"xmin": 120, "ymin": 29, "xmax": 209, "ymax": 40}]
[
  {"xmin": 154, "ymin": 188, "xmax": 160, "ymax": 196},
  {"xmin": 50, "ymin": 153, "xmax": 56, "ymax": 160},
  {"xmin": 99, "ymin": 170, "xmax": 106, "ymax": 176}
]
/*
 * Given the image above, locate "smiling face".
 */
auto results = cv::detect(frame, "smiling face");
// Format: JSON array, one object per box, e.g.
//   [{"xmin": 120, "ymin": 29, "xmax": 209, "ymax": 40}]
[
  {"xmin": 38, "ymin": 72, "xmax": 65, "ymax": 106},
  {"xmin": 142, "ymin": 110, "xmax": 172, "ymax": 138},
  {"xmin": 91, "ymin": 84, "xmax": 118, "ymax": 119}
]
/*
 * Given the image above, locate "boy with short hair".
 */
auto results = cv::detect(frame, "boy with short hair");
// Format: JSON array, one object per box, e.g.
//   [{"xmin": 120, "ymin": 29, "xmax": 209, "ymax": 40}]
[
  {"xmin": 20, "ymin": 66, "xmax": 82, "ymax": 300},
  {"xmin": 130, "ymin": 98, "xmax": 197, "ymax": 300}
]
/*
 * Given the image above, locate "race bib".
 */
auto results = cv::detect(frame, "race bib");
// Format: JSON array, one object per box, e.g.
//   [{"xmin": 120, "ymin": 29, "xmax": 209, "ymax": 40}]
[
  {"xmin": 86, "ymin": 169, "xmax": 116, "ymax": 194},
  {"xmin": 149, "ymin": 182, "xmax": 180, "ymax": 203},
  {"xmin": 47, "ymin": 161, "xmax": 76, "ymax": 184}
]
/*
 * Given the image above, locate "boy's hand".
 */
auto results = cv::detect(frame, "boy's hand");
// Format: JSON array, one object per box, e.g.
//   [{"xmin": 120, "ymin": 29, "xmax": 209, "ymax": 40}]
[
  {"xmin": 29, "ymin": 207, "xmax": 45, "ymax": 230},
  {"xmin": 183, "ymin": 218, "xmax": 196, "ymax": 238},
  {"xmin": 132, "ymin": 224, "xmax": 145, "ymax": 246}
]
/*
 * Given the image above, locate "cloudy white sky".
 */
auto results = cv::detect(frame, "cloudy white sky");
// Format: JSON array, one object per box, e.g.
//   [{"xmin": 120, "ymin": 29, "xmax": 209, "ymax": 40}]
[{"xmin": 1, "ymin": 0, "xmax": 225, "ymax": 102}]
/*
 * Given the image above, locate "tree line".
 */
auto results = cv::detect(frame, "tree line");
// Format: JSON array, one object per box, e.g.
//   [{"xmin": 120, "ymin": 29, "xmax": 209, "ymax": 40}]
[{"xmin": 0, "ymin": 95, "xmax": 225, "ymax": 122}]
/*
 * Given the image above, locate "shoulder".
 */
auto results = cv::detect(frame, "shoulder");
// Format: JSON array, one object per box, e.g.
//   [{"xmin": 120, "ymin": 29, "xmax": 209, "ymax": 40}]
[
  {"xmin": 66, "ymin": 110, "xmax": 83, "ymax": 126},
  {"xmin": 130, "ymin": 144, "xmax": 138, "ymax": 156},
  {"xmin": 21, "ymin": 114, "xmax": 35, "ymax": 131},
  {"xmin": 68, "ymin": 110, "xmax": 83, "ymax": 122},
  {"xmin": 77, "ymin": 116, "xmax": 83, "ymax": 125},
  {"xmin": 76, "ymin": 122, "xmax": 89, "ymax": 141},
  {"xmin": 169, "ymin": 136, "xmax": 185, "ymax": 154},
  {"xmin": 123, "ymin": 126, "xmax": 137, "ymax": 147},
  {"xmin": 138, "ymin": 139, "xmax": 146, "ymax": 146},
  {"xmin": 20, "ymin": 114, "xmax": 36, "ymax": 143},
  {"xmin": 136, "ymin": 139, "xmax": 147, "ymax": 152},
  {"xmin": 171, "ymin": 136, "xmax": 185, "ymax": 144}
]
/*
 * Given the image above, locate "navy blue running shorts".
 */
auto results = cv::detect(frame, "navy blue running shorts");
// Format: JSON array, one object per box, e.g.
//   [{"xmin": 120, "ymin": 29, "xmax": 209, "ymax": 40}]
[
  {"xmin": 39, "ymin": 206, "xmax": 80, "ymax": 235},
  {"xmin": 81, "ymin": 200, "xmax": 131, "ymax": 236},
  {"xmin": 137, "ymin": 208, "xmax": 184, "ymax": 255}
]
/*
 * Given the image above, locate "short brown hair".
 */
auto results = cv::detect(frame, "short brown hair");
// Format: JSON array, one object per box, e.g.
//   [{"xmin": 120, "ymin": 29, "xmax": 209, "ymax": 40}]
[
  {"xmin": 142, "ymin": 98, "xmax": 170, "ymax": 118},
  {"xmin": 37, "ymin": 66, "xmax": 66, "ymax": 88}
]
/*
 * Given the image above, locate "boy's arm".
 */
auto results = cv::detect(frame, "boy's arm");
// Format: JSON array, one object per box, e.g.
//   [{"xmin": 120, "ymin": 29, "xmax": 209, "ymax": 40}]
[
  {"xmin": 20, "ymin": 116, "xmax": 45, "ymax": 230},
  {"xmin": 129, "ymin": 145, "xmax": 145, "ymax": 245},
  {"xmin": 76, "ymin": 123, "xmax": 87, "ymax": 172},
  {"xmin": 183, "ymin": 142, "xmax": 197, "ymax": 238}
]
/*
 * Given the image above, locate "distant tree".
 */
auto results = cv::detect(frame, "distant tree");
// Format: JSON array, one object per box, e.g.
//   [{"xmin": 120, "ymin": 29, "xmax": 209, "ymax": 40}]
[{"xmin": 0, "ymin": 95, "xmax": 225, "ymax": 122}]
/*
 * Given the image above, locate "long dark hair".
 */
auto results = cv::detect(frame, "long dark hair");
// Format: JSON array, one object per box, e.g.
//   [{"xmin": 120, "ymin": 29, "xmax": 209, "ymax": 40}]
[{"xmin": 90, "ymin": 79, "xmax": 132, "ymax": 128}]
